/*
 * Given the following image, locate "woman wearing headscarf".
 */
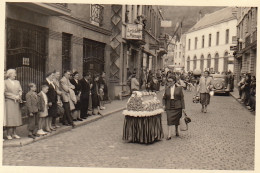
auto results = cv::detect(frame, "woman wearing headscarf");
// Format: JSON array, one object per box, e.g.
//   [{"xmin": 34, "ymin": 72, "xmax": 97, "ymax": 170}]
[
  {"xmin": 163, "ymin": 75, "xmax": 185, "ymax": 140},
  {"xmin": 4, "ymin": 69, "xmax": 23, "ymax": 139},
  {"xmin": 196, "ymin": 70, "xmax": 213, "ymax": 113}
]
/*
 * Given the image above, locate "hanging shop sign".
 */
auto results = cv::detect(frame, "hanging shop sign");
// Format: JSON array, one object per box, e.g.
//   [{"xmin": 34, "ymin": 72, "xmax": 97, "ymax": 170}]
[
  {"xmin": 126, "ymin": 24, "xmax": 143, "ymax": 40},
  {"xmin": 230, "ymin": 45, "xmax": 237, "ymax": 51},
  {"xmin": 149, "ymin": 43, "xmax": 159, "ymax": 50}
]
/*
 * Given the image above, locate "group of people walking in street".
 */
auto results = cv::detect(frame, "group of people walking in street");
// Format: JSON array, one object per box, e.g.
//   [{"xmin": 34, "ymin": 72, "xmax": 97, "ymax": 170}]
[
  {"xmin": 162, "ymin": 69, "xmax": 216, "ymax": 140},
  {"xmin": 4, "ymin": 69, "xmax": 109, "ymax": 140}
]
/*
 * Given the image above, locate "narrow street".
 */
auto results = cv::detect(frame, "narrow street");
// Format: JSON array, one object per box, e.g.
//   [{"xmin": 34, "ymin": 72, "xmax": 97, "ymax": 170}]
[{"xmin": 3, "ymin": 90, "xmax": 255, "ymax": 170}]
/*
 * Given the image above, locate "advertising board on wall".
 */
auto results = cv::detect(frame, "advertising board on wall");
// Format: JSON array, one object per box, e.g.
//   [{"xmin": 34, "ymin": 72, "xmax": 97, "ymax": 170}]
[{"xmin": 126, "ymin": 24, "xmax": 143, "ymax": 40}]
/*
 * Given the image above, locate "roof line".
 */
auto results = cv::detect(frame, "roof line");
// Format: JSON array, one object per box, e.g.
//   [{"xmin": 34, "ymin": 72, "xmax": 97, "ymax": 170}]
[{"xmin": 186, "ymin": 16, "xmax": 236, "ymax": 34}]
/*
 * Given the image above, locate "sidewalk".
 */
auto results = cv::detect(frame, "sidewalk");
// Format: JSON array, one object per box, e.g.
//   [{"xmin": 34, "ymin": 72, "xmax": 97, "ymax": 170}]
[
  {"xmin": 3, "ymin": 98, "xmax": 128, "ymax": 147},
  {"xmin": 229, "ymin": 87, "xmax": 255, "ymax": 114}
]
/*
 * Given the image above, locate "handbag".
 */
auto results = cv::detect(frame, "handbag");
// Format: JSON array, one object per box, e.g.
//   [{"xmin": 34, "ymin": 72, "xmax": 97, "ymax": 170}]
[
  {"xmin": 209, "ymin": 90, "xmax": 214, "ymax": 96},
  {"xmin": 180, "ymin": 110, "xmax": 191, "ymax": 131}
]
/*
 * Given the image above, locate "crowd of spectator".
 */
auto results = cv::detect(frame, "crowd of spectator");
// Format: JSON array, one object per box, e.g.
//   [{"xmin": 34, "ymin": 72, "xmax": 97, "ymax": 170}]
[
  {"xmin": 237, "ymin": 73, "xmax": 256, "ymax": 112},
  {"xmin": 3, "ymin": 69, "xmax": 109, "ymax": 140}
]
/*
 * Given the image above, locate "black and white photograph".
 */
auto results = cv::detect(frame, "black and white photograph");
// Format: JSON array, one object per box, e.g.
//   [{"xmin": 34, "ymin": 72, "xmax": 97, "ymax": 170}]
[{"xmin": 1, "ymin": 0, "xmax": 259, "ymax": 172}]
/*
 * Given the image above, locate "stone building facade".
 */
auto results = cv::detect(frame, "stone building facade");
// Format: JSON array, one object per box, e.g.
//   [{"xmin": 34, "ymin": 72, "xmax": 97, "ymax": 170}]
[
  {"xmin": 185, "ymin": 7, "xmax": 237, "ymax": 74},
  {"xmin": 234, "ymin": 7, "xmax": 257, "ymax": 82},
  {"xmin": 5, "ymin": 3, "xmax": 113, "ymax": 96}
]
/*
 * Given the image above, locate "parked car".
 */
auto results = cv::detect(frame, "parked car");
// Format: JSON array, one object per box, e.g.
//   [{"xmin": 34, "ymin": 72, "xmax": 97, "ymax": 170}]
[{"xmin": 210, "ymin": 74, "xmax": 230, "ymax": 95}]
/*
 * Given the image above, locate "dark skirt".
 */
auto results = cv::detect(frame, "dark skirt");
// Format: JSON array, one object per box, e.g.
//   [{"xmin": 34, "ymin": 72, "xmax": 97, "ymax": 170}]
[
  {"xmin": 48, "ymin": 102, "xmax": 58, "ymax": 118},
  {"xmin": 74, "ymin": 101, "xmax": 81, "ymax": 110},
  {"xmin": 92, "ymin": 94, "xmax": 100, "ymax": 108},
  {"xmin": 166, "ymin": 100, "xmax": 182, "ymax": 125},
  {"xmin": 200, "ymin": 93, "xmax": 210, "ymax": 105}
]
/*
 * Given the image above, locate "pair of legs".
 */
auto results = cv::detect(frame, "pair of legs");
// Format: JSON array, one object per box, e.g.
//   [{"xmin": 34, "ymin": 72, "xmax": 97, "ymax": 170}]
[
  {"xmin": 45, "ymin": 116, "xmax": 55, "ymax": 131},
  {"xmin": 92, "ymin": 107, "xmax": 102, "ymax": 115},
  {"xmin": 62, "ymin": 102, "xmax": 74, "ymax": 126},
  {"xmin": 80, "ymin": 98, "xmax": 89, "ymax": 118},
  {"xmin": 38, "ymin": 117, "xmax": 46, "ymax": 132},
  {"xmin": 72, "ymin": 110, "xmax": 82, "ymax": 121},
  {"xmin": 167, "ymin": 125, "xmax": 179, "ymax": 139},
  {"xmin": 6, "ymin": 127, "xmax": 20, "ymax": 139},
  {"xmin": 201, "ymin": 104, "xmax": 208, "ymax": 113},
  {"xmin": 28, "ymin": 113, "xmax": 38, "ymax": 137}
]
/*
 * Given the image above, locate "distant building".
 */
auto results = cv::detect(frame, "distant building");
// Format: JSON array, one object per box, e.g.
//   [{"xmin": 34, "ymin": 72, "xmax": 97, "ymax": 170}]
[
  {"xmin": 185, "ymin": 7, "xmax": 237, "ymax": 73},
  {"xmin": 234, "ymin": 7, "xmax": 257, "ymax": 82},
  {"xmin": 163, "ymin": 35, "xmax": 175, "ymax": 68},
  {"xmin": 173, "ymin": 34, "xmax": 186, "ymax": 71}
]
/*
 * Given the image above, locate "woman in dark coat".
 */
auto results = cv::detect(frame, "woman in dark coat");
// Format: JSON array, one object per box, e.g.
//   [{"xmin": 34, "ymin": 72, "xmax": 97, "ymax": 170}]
[
  {"xmin": 163, "ymin": 76, "xmax": 185, "ymax": 140},
  {"xmin": 244, "ymin": 73, "xmax": 251, "ymax": 106},
  {"xmin": 91, "ymin": 74, "xmax": 101, "ymax": 115},
  {"xmin": 70, "ymin": 71, "xmax": 82, "ymax": 121}
]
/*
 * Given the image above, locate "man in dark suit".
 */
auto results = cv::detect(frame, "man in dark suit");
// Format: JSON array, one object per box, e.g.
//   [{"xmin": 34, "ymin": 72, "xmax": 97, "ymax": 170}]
[
  {"xmin": 43, "ymin": 72, "xmax": 58, "ymax": 131},
  {"xmin": 80, "ymin": 73, "xmax": 92, "ymax": 119}
]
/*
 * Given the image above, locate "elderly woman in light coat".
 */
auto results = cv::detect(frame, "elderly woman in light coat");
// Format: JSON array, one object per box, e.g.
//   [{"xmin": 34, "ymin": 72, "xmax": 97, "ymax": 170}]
[{"xmin": 4, "ymin": 69, "xmax": 23, "ymax": 139}]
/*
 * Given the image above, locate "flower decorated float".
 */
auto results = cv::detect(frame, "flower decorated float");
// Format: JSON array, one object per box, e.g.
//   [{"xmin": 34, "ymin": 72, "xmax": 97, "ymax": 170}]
[
  {"xmin": 122, "ymin": 91, "xmax": 164, "ymax": 117},
  {"xmin": 122, "ymin": 91, "xmax": 164, "ymax": 144}
]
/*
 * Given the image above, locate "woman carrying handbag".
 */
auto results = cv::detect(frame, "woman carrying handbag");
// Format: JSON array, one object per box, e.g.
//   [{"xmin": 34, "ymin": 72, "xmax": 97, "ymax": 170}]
[{"xmin": 163, "ymin": 75, "xmax": 185, "ymax": 140}]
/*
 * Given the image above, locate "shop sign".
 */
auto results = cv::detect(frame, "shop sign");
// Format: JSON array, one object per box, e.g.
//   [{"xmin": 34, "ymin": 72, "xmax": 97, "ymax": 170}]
[
  {"xmin": 126, "ymin": 24, "xmax": 143, "ymax": 40},
  {"xmin": 149, "ymin": 44, "xmax": 159, "ymax": 50},
  {"xmin": 230, "ymin": 45, "xmax": 237, "ymax": 51},
  {"xmin": 232, "ymin": 36, "xmax": 237, "ymax": 44},
  {"xmin": 161, "ymin": 20, "xmax": 172, "ymax": 27}
]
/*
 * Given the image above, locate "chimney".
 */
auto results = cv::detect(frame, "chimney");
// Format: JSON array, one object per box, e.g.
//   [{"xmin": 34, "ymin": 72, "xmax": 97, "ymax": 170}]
[{"xmin": 199, "ymin": 10, "xmax": 202, "ymax": 20}]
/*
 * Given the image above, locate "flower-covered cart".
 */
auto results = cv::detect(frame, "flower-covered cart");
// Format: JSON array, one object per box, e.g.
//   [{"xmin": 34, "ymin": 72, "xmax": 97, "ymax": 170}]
[{"xmin": 122, "ymin": 91, "xmax": 164, "ymax": 144}]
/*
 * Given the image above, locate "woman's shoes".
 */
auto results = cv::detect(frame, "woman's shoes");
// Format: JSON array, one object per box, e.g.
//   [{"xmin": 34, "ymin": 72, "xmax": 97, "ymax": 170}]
[
  {"xmin": 28, "ymin": 134, "xmax": 36, "ymax": 139},
  {"xmin": 204, "ymin": 109, "xmax": 207, "ymax": 113},
  {"xmin": 166, "ymin": 137, "xmax": 171, "ymax": 140},
  {"xmin": 77, "ymin": 118, "xmax": 83, "ymax": 121},
  {"xmin": 98, "ymin": 112, "xmax": 103, "ymax": 116},
  {"xmin": 6, "ymin": 135, "xmax": 12, "ymax": 140},
  {"xmin": 12, "ymin": 135, "xmax": 21, "ymax": 139},
  {"xmin": 50, "ymin": 128, "xmax": 56, "ymax": 131}
]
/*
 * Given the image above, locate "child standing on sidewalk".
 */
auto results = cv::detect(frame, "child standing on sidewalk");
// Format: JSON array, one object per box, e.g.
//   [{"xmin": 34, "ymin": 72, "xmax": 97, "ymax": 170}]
[
  {"xmin": 37, "ymin": 85, "xmax": 49, "ymax": 136},
  {"xmin": 25, "ymin": 83, "xmax": 39, "ymax": 139}
]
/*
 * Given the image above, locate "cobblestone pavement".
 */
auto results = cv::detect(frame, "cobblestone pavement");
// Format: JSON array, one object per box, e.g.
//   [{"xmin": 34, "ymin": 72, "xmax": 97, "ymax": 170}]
[{"xmin": 2, "ymin": 90, "xmax": 255, "ymax": 170}]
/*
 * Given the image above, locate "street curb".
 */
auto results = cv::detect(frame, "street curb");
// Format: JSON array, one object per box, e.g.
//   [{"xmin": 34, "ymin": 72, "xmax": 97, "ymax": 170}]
[
  {"xmin": 229, "ymin": 92, "xmax": 255, "ymax": 115},
  {"xmin": 3, "ymin": 106, "xmax": 126, "ymax": 148}
]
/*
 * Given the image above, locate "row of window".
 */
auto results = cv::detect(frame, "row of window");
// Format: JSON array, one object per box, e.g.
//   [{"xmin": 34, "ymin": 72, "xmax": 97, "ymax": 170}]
[
  {"xmin": 186, "ymin": 57, "xmax": 229, "ymax": 72},
  {"xmin": 187, "ymin": 52, "xmax": 229, "ymax": 61},
  {"xmin": 188, "ymin": 29, "xmax": 230, "ymax": 50}
]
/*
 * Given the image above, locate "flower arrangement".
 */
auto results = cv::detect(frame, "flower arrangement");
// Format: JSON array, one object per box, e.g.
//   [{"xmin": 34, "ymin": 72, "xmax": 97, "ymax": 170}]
[{"xmin": 124, "ymin": 91, "xmax": 163, "ymax": 117}]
